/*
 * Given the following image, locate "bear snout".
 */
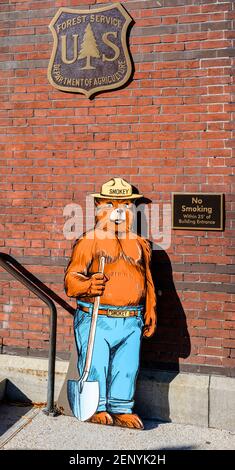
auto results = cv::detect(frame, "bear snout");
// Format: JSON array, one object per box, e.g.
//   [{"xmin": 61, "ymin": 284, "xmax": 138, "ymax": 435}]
[{"xmin": 109, "ymin": 208, "xmax": 126, "ymax": 223}]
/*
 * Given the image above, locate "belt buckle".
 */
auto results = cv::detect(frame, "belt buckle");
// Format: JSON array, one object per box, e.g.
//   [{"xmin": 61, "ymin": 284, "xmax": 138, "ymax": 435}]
[{"xmin": 107, "ymin": 309, "xmax": 114, "ymax": 317}]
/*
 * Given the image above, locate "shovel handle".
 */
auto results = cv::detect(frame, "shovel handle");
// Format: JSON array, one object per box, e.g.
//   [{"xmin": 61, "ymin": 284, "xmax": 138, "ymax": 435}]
[{"xmin": 81, "ymin": 256, "xmax": 105, "ymax": 382}]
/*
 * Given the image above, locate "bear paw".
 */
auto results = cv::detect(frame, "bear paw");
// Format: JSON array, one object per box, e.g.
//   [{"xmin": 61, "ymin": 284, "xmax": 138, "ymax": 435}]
[
  {"xmin": 88, "ymin": 411, "xmax": 113, "ymax": 426},
  {"xmin": 112, "ymin": 413, "xmax": 144, "ymax": 430}
]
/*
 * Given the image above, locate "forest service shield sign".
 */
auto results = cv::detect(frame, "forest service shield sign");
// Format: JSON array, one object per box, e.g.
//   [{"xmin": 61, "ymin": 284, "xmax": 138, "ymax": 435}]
[{"xmin": 47, "ymin": 3, "xmax": 133, "ymax": 98}]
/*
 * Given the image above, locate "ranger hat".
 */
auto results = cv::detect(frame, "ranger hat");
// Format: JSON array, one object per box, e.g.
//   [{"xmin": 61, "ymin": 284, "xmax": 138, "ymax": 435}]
[{"xmin": 91, "ymin": 177, "xmax": 143, "ymax": 200}]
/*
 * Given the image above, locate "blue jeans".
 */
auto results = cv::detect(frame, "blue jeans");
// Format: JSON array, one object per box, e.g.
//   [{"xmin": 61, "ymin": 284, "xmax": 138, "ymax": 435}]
[{"xmin": 74, "ymin": 303, "xmax": 144, "ymax": 414}]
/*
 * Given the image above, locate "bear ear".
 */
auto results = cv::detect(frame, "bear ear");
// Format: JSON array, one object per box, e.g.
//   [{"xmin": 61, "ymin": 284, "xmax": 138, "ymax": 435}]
[{"xmin": 94, "ymin": 198, "xmax": 102, "ymax": 206}]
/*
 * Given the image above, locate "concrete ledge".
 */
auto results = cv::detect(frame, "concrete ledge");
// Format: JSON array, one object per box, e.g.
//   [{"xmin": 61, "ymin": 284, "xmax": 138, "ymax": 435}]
[
  {"xmin": 0, "ymin": 354, "xmax": 67, "ymax": 404},
  {"xmin": 0, "ymin": 354, "xmax": 234, "ymax": 431},
  {"xmin": 209, "ymin": 376, "xmax": 235, "ymax": 432},
  {"xmin": 136, "ymin": 370, "xmax": 209, "ymax": 427}
]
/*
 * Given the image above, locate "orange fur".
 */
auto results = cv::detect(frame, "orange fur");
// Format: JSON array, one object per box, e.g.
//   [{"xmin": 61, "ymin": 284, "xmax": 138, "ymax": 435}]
[{"xmin": 65, "ymin": 198, "xmax": 157, "ymax": 336}]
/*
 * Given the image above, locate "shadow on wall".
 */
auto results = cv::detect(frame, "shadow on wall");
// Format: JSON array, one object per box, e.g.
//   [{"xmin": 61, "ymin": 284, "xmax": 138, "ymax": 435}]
[
  {"xmin": 146, "ymin": 242, "xmax": 191, "ymax": 370},
  {"xmin": 134, "ymin": 200, "xmax": 191, "ymax": 423}
]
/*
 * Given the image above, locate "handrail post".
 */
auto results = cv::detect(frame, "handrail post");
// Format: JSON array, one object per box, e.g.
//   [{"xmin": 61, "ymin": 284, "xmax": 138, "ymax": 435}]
[
  {"xmin": 43, "ymin": 301, "xmax": 57, "ymax": 416},
  {"xmin": 0, "ymin": 252, "xmax": 58, "ymax": 416}
]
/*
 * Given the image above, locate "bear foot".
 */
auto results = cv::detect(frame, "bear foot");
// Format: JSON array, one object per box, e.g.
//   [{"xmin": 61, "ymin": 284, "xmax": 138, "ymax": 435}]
[
  {"xmin": 88, "ymin": 411, "xmax": 113, "ymax": 426},
  {"xmin": 112, "ymin": 413, "xmax": 144, "ymax": 430}
]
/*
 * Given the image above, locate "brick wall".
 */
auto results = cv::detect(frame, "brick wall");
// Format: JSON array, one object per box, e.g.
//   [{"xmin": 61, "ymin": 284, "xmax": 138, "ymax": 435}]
[{"xmin": 0, "ymin": 0, "xmax": 234, "ymax": 376}]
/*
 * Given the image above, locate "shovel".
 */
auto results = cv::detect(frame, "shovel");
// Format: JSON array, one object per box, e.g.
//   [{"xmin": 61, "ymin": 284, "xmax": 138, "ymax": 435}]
[{"xmin": 67, "ymin": 256, "xmax": 105, "ymax": 421}]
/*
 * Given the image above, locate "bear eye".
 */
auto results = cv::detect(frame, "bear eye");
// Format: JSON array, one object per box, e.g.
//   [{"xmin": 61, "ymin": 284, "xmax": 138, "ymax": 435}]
[
  {"xmin": 124, "ymin": 203, "xmax": 130, "ymax": 208},
  {"xmin": 106, "ymin": 202, "xmax": 113, "ymax": 208}
]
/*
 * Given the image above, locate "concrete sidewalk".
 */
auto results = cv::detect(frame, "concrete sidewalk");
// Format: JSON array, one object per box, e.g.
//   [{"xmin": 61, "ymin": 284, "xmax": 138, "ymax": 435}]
[{"xmin": 1, "ymin": 405, "xmax": 235, "ymax": 451}]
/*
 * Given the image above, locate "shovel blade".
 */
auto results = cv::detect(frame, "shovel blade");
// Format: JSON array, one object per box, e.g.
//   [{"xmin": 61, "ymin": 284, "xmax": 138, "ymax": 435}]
[{"xmin": 67, "ymin": 379, "xmax": 99, "ymax": 422}]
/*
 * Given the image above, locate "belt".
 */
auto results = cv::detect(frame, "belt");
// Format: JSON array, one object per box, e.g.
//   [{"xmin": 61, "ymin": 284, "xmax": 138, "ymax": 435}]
[{"xmin": 77, "ymin": 300, "xmax": 144, "ymax": 319}]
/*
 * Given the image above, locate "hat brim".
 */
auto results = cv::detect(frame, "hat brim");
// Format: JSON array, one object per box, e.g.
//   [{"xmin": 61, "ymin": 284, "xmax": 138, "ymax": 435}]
[{"xmin": 91, "ymin": 193, "xmax": 143, "ymax": 200}]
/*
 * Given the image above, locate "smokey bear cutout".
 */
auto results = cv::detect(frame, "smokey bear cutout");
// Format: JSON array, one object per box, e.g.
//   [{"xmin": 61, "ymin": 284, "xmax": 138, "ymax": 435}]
[{"xmin": 57, "ymin": 178, "xmax": 157, "ymax": 429}]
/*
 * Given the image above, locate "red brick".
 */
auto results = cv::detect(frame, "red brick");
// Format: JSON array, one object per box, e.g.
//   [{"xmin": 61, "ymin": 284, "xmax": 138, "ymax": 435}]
[
  {"xmin": 199, "ymin": 347, "xmax": 224, "ymax": 357},
  {"xmin": 179, "ymin": 14, "xmax": 210, "ymax": 23},
  {"xmin": 3, "ymin": 338, "xmax": 28, "ymax": 348},
  {"xmin": 223, "ymin": 339, "xmax": 235, "ymax": 349}
]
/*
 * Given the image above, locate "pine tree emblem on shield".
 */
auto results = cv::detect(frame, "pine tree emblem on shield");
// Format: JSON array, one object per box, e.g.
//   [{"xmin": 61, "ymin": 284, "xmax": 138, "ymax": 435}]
[{"xmin": 47, "ymin": 3, "xmax": 133, "ymax": 98}]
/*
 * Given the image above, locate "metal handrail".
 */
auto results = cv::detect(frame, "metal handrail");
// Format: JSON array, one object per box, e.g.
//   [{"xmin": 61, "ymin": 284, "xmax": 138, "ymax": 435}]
[{"xmin": 0, "ymin": 252, "xmax": 60, "ymax": 416}]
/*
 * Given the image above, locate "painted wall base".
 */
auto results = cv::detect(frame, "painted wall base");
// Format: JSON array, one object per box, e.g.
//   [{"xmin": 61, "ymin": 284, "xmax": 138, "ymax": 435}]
[{"xmin": 0, "ymin": 355, "xmax": 234, "ymax": 432}]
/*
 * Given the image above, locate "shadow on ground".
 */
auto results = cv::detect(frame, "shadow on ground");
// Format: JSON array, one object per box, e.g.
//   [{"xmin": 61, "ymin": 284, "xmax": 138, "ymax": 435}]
[
  {"xmin": 143, "ymin": 419, "xmax": 164, "ymax": 431},
  {"xmin": 0, "ymin": 403, "xmax": 33, "ymax": 437},
  {"xmin": 153, "ymin": 445, "xmax": 198, "ymax": 450}
]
